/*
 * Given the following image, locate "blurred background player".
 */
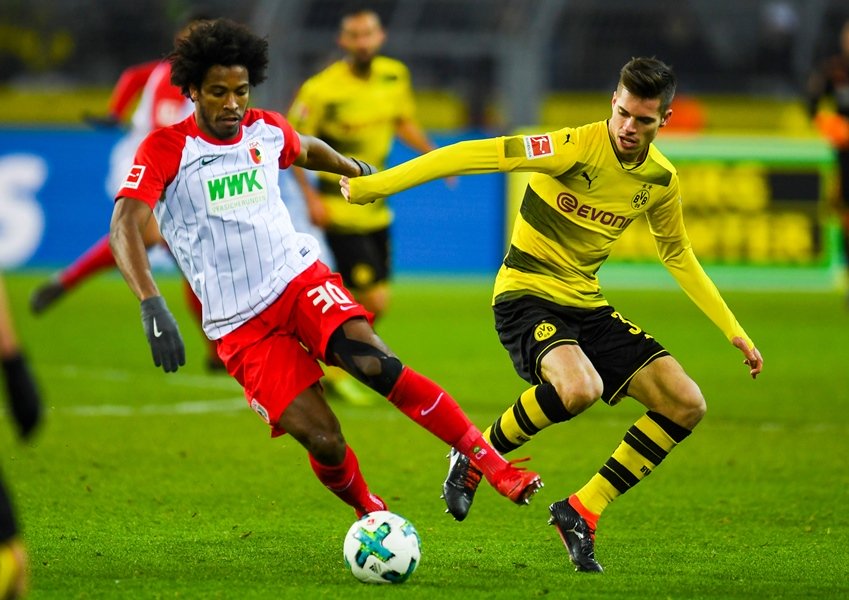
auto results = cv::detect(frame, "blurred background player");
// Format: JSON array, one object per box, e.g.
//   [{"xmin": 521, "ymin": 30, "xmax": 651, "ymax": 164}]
[
  {"xmin": 807, "ymin": 18, "xmax": 849, "ymax": 303},
  {"xmin": 287, "ymin": 7, "xmax": 444, "ymax": 404},
  {"xmin": 28, "ymin": 13, "xmax": 226, "ymax": 370},
  {"xmin": 0, "ymin": 274, "xmax": 43, "ymax": 599}
]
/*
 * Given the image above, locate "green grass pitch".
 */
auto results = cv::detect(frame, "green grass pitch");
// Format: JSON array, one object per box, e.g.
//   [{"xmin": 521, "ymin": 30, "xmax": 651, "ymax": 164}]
[{"xmin": 2, "ymin": 271, "xmax": 847, "ymax": 599}]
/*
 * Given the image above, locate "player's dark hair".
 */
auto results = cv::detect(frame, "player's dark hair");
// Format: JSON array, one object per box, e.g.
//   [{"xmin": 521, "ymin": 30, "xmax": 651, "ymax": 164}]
[
  {"xmin": 340, "ymin": 6, "xmax": 383, "ymax": 28},
  {"xmin": 619, "ymin": 57, "xmax": 677, "ymax": 113},
  {"xmin": 169, "ymin": 18, "xmax": 269, "ymax": 97}
]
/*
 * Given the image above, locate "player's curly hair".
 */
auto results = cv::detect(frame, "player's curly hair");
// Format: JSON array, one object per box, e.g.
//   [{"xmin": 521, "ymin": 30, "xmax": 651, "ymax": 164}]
[
  {"xmin": 619, "ymin": 57, "xmax": 677, "ymax": 114},
  {"xmin": 169, "ymin": 18, "xmax": 269, "ymax": 98}
]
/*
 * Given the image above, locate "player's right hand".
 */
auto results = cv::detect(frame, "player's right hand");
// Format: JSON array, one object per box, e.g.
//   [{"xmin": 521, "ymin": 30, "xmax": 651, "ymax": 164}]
[
  {"xmin": 140, "ymin": 296, "xmax": 185, "ymax": 373},
  {"xmin": 731, "ymin": 336, "xmax": 763, "ymax": 379}
]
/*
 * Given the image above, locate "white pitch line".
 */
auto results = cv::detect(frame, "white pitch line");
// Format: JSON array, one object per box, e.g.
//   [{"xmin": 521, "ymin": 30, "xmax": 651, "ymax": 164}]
[
  {"xmin": 61, "ymin": 397, "xmax": 246, "ymax": 417},
  {"xmin": 48, "ymin": 364, "xmax": 242, "ymax": 390}
]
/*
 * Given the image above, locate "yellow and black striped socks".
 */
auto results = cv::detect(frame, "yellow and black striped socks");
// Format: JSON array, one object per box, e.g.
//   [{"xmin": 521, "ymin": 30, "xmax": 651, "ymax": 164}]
[
  {"xmin": 575, "ymin": 410, "xmax": 692, "ymax": 517},
  {"xmin": 483, "ymin": 383, "xmax": 574, "ymax": 454}
]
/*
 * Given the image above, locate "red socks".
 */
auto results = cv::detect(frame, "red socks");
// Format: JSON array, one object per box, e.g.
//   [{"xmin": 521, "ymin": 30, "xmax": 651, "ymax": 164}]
[
  {"xmin": 386, "ymin": 367, "xmax": 510, "ymax": 479},
  {"xmin": 58, "ymin": 234, "xmax": 116, "ymax": 289},
  {"xmin": 309, "ymin": 446, "xmax": 384, "ymax": 516},
  {"xmin": 387, "ymin": 367, "xmax": 473, "ymax": 445}
]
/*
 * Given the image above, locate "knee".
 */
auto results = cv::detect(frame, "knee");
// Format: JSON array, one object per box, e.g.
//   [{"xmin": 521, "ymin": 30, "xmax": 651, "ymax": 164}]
[
  {"xmin": 551, "ymin": 371, "xmax": 603, "ymax": 415},
  {"xmin": 305, "ymin": 430, "xmax": 347, "ymax": 465},
  {"xmin": 687, "ymin": 393, "xmax": 707, "ymax": 427},
  {"xmin": 675, "ymin": 386, "xmax": 707, "ymax": 430}
]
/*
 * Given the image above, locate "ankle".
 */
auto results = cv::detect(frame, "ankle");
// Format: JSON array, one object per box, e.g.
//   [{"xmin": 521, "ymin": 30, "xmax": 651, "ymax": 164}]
[{"xmin": 569, "ymin": 494, "xmax": 600, "ymax": 532}]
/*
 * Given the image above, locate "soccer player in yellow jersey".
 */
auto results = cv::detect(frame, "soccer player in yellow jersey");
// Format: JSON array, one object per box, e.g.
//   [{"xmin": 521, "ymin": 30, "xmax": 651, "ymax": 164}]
[
  {"xmin": 342, "ymin": 57, "xmax": 764, "ymax": 572},
  {"xmin": 288, "ymin": 8, "xmax": 437, "ymax": 316},
  {"xmin": 288, "ymin": 8, "xmax": 440, "ymax": 404}
]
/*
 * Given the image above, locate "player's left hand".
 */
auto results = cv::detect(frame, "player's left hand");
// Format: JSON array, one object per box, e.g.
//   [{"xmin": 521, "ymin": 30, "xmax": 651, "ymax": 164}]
[
  {"xmin": 140, "ymin": 296, "xmax": 185, "ymax": 373},
  {"xmin": 731, "ymin": 336, "xmax": 763, "ymax": 379},
  {"xmin": 2, "ymin": 354, "xmax": 43, "ymax": 439}
]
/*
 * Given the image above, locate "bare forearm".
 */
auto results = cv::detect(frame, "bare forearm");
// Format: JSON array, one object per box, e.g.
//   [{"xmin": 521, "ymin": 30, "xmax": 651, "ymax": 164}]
[
  {"xmin": 296, "ymin": 135, "xmax": 361, "ymax": 177},
  {"xmin": 109, "ymin": 201, "xmax": 161, "ymax": 301}
]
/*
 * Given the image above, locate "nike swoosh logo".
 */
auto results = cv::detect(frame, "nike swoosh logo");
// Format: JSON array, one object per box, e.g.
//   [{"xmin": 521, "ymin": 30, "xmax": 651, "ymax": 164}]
[
  {"xmin": 420, "ymin": 392, "xmax": 444, "ymax": 416},
  {"xmin": 201, "ymin": 155, "xmax": 223, "ymax": 166},
  {"xmin": 153, "ymin": 318, "xmax": 163, "ymax": 338},
  {"xmin": 339, "ymin": 304, "xmax": 358, "ymax": 311}
]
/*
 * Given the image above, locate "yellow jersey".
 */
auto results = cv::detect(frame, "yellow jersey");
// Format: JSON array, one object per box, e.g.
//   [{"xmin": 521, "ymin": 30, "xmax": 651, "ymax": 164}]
[
  {"xmin": 348, "ymin": 121, "xmax": 753, "ymax": 347},
  {"xmin": 288, "ymin": 56, "xmax": 416, "ymax": 233}
]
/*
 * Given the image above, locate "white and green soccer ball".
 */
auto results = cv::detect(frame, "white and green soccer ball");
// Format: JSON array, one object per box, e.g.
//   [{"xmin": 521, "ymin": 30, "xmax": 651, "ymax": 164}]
[{"xmin": 343, "ymin": 511, "xmax": 421, "ymax": 584}]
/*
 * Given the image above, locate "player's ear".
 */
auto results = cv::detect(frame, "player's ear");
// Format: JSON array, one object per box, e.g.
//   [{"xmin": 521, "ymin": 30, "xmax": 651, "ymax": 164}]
[
  {"xmin": 660, "ymin": 109, "xmax": 672, "ymax": 128},
  {"xmin": 189, "ymin": 84, "xmax": 199, "ymax": 102}
]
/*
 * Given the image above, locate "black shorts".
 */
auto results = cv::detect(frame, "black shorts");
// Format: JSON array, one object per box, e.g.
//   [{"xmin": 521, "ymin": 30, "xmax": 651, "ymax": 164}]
[
  {"xmin": 493, "ymin": 295, "xmax": 669, "ymax": 404},
  {"xmin": 325, "ymin": 228, "xmax": 391, "ymax": 292}
]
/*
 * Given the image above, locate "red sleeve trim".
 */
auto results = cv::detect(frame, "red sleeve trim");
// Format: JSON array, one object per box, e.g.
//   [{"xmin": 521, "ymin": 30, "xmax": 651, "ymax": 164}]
[
  {"xmin": 252, "ymin": 109, "xmax": 301, "ymax": 169},
  {"xmin": 115, "ymin": 127, "xmax": 185, "ymax": 207}
]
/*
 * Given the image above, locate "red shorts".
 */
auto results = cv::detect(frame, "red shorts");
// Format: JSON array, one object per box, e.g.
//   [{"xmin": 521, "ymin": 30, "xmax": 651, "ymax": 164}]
[{"xmin": 216, "ymin": 260, "xmax": 372, "ymax": 436}]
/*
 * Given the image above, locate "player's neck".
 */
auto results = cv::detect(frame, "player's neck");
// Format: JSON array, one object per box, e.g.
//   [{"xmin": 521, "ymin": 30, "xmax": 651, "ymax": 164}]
[{"xmin": 347, "ymin": 58, "xmax": 373, "ymax": 79}]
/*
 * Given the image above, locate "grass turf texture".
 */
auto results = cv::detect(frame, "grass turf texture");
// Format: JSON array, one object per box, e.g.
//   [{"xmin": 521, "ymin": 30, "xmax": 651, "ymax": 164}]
[{"xmin": 2, "ymin": 272, "xmax": 847, "ymax": 599}]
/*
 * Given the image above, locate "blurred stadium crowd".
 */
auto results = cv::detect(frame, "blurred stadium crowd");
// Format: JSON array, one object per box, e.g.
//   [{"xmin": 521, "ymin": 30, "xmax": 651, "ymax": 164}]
[{"xmin": 1, "ymin": 0, "xmax": 848, "ymax": 130}]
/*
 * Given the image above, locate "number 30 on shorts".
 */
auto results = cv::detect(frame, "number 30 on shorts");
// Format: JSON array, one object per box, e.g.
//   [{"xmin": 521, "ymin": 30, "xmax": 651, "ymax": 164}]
[{"xmin": 306, "ymin": 281, "xmax": 356, "ymax": 313}]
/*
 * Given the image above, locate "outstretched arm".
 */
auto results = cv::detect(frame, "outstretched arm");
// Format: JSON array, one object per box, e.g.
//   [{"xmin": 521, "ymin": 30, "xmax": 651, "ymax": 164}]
[
  {"xmin": 294, "ymin": 133, "xmax": 370, "ymax": 178},
  {"xmin": 341, "ymin": 138, "xmax": 503, "ymax": 204}
]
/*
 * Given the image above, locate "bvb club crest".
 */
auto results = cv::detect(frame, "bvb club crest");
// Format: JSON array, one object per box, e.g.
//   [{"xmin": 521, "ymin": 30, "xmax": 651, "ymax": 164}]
[{"xmin": 631, "ymin": 185, "xmax": 651, "ymax": 210}]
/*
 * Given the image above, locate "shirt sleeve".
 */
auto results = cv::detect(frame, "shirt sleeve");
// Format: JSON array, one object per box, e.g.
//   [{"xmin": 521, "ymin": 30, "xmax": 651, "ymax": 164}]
[
  {"xmin": 286, "ymin": 82, "xmax": 320, "ymax": 136},
  {"xmin": 114, "ymin": 128, "xmax": 183, "ymax": 207},
  {"xmin": 647, "ymin": 185, "xmax": 753, "ymax": 347},
  {"xmin": 267, "ymin": 112, "xmax": 302, "ymax": 169},
  {"xmin": 348, "ymin": 129, "xmax": 575, "ymax": 204}
]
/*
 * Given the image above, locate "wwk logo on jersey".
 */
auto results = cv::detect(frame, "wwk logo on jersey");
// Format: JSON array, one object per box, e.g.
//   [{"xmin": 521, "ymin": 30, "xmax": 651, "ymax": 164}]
[
  {"xmin": 122, "ymin": 165, "xmax": 146, "ymax": 189},
  {"xmin": 524, "ymin": 134, "xmax": 554, "ymax": 159},
  {"xmin": 203, "ymin": 167, "xmax": 267, "ymax": 214}
]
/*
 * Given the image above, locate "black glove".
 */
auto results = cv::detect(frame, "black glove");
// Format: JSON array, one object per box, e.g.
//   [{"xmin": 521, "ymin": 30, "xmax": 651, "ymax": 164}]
[
  {"xmin": 349, "ymin": 156, "xmax": 377, "ymax": 177},
  {"xmin": 2, "ymin": 354, "xmax": 42, "ymax": 440},
  {"xmin": 140, "ymin": 296, "xmax": 185, "ymax": 373}
]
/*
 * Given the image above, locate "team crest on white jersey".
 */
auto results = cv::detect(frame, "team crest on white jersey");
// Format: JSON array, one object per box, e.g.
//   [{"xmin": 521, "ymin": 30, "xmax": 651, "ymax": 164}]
[
  {"xmin": 248, "ymin": 139, "xmax": 265, "ymax": 165},
  {"xmin": 524, "ymin": 134, "xmax": 554, "ymax": 159},
  {"xmin": 122, "ymin": 165, "xmax": 146, "ymax": 189}
]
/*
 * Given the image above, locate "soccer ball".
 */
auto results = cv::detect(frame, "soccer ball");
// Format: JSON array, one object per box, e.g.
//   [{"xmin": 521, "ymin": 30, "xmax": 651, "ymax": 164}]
[{"xmin": 343, "ymin": 511, "xmax": 421, "ymax": 584}]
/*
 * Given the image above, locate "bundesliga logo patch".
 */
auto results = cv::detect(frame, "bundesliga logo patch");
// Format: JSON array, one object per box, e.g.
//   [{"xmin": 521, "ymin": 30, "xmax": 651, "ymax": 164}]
[
  {"xmin": 523, "ymin": 134, "xmax": 554, "ymax": 159},
  {"xmin": 122, "ymin": 165, "xmax": 145, "ymax": 189}
]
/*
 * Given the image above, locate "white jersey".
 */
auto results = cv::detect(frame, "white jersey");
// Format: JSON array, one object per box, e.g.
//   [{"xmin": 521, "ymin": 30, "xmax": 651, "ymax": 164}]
[
  {"xmin": 106, "ymin": 61, "xmax": 193, "ymax": 196},
  {"xmin": 116, "ymin": 108, "xmax": 320, "ymax": 339}
]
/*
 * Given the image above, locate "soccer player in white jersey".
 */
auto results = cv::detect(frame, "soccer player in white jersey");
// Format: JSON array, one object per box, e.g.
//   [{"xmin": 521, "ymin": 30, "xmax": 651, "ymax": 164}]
[{"xmin": 108, "ymin": 18, "xmax": 542, "ymax": 522}]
